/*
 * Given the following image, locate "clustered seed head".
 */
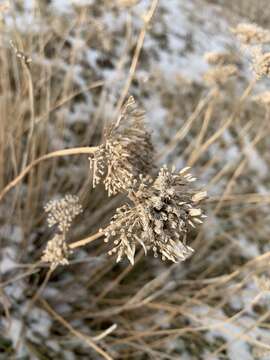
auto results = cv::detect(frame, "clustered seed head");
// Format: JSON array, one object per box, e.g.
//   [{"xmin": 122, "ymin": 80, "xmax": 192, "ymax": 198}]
[
  {"xmin": 42, "ymin": 194, "xmax": 82, "ymax": 269},
  {"xmin": 103, "ymin": 166, "xmax": 207, "ymax": 264},
  {"xmin": 231, "ymin": 23, "xmax": 270, "ymax": 45},
  {"xmin": 41, "ymin": 234, "xmax": 70, "ymax": 270},
  {"xmin": 44, "ymin": 194, "xmax": 83, "ymax": 233},
  {"xmin": 203, "ymin": 65, "xmax": 238, "ymax": 87},
  {"xmin": 89, "ymin": 96, "xmax": 154, "ymax": 196},
  {"xmin": 251, "ymin": 47, "xmax": 270, "ymax": 79},
  {"xmin": 204, "ymin": 51, "xmax": 236, "ymax": 66}
]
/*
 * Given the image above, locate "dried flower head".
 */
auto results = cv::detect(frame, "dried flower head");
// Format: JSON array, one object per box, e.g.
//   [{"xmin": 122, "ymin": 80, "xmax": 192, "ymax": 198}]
[
  {"xmin": 41, "ymin": 234, "xmax": 70, "ymax": 270},
  {"xmin": 204, "ymin": 51, "xmax": 236, "ymax": 66},
  {"xmin": 250, "ymin": 47, "xmax": 270, "ymax": 79},
  {"xmin": 231, "ymin": 23, "xmax": 270, "ymax": 45},
  {"xmin": 89, "ymin": 96, "xmax": 154, "ymax": 196},
  {"xmin": 42, "ymin": 195, "xmax": 82, "ymax": 269},
  {"xmin": 44, "ymin": 194, "xmax": 82, "ymax": 233},
  {"xmin": 103, "ymin": 166, "xmax": 207, "ymax": 264},
  {"xmin": 203, "ymin": 65, "xmax": 238, "ymax": 87}
]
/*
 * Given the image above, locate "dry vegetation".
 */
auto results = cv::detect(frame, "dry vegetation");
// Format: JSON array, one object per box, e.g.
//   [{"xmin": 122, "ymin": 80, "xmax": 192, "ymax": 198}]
[{"xmin": 1, "ymin": 1, "xmax": 270, "ymax": 359}]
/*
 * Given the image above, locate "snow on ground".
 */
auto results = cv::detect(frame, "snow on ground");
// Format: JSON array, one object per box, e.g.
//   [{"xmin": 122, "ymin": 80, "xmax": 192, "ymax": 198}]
[{"xmin": 1, "ymin": 0, "xmax": 270, "ymax": 358}]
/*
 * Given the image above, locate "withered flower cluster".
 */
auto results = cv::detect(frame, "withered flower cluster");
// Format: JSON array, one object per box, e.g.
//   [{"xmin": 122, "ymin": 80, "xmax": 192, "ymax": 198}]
[
  {"xmin": 42, "ymin": 195, "xmax": 82, "ymax": 269},
  {"xmin": 103, "ymin": 166, "xmax": 207, "ymax": 265},
  {"xmin": 42, "ymin": 97, "xmax": 207, "ymax": 268},
  {"xmin": 89, "ymin": 96, "xmax": 154, "ymax": 196},
  {"xmin": 231, "ymin": 22, "xmax": 270, "ymax": 80},
  {"xmin": 231, "ymin": 23, "xmax": 270, "ymax": 45}
]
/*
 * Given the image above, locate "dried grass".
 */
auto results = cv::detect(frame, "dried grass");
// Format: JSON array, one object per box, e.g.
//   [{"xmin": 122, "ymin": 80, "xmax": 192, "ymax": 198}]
[{"xmin": 1, "ymin": 1, "xmax": 270, "ymax": 359}]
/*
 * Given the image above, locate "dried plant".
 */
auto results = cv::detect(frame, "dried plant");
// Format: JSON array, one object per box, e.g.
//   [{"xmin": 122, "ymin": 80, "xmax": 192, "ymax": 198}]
[
  {"xmin": 42, "ymin": 195, "xmax": 82, "ymax": 269},
  {"xmin": 250, "ymin": 46, "xmax": 270, "ymax": 79},
  {"xmin": 204, "ymin": 51, "xmax": 236, "ymax": 66},
  {"xmin": 231, "ymin": 23, "xmax": 270, "ymax": 45},
  {"xmin": 103, "ymin": 166, "xmax": 207, "ymax": 264},
  {"xmin": 203, "ymin": 64, "xmax": 238, "ymax": 87},
  {"xmin": 44, "ymin": 194, "xmax": 83, "ymax": 233},
  {"xmin": 41, "ymin": 234, "xmax": 70, "ymax": 270},
  {"xmin": 89, "ymin": 96, "xmax": 154, "ymax": 196}
]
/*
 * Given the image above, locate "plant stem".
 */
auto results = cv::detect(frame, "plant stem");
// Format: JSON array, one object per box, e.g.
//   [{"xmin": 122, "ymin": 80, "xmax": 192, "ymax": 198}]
[
  {"xmin": 69, "ymin": 230, "xmax": 104, "ymax": 249},
  {"xmin": 0, "ymin": 146, "xmax": 98, "ymax": 202}
]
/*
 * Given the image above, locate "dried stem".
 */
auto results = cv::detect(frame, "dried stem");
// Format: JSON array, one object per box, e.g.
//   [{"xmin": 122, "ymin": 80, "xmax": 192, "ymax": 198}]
[
  {"xmin": 0, "ymin": 146, "xmax": 98, "ymax": 202},
  {"xmin": 40, "ymin": 298, "xmax": 113, "ymax": 360},
  {"xmin": 69, "ymin": 230, "xmax": 105, "ymax": 250},
  {"xmin": 115, "ymin": 0, "xmax": 159, "ymax": 119}
]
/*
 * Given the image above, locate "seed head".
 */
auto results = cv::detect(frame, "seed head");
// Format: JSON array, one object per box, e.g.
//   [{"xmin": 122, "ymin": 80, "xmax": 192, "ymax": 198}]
[
  {"xmin": 251, "ymin": 47, "xmax": 270, "ymax": 79},
  {"xmin": 42, "ymin": 195, "xmax": 82, "ymax": 269},
  {"xmin": 204, "ymin": 51, "xmax": 236, "ymax": 66},
  {"xmin": 44, "ymin": 194, "xmax": 82, "ymax": 233},
  {"xmin": 89, "ymin": 96, "xmax": 154, "ymax": 196},
  {"xmin": 103, "ymin": 166, "xmax": 207, "ymax": 264},
  {"xmin": 231, "ymin": 23, "xmax": 270, "ymax": 45},
  {"xmin": 41, "ymin": 234, "xmax": 70, "ymax": 270},
  {"xmin": 203, "ymin": 65, "xmax": 238, "ymax": 87}
]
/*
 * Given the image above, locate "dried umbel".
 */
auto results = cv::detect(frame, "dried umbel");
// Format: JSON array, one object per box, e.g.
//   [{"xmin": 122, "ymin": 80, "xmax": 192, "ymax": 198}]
[
  {"xmin": 42, "ymin": 195, "xmax": 82, "ymax": 269},
  {"xmin": 231, "ymin": 23, "xmax": 270, "ymax": 45},
  {"xmin": 89, "ymin": 96, "xmax": 154, "ymax": 196},
  {"xmin": 251, "ymin": 47, "xmax": 270, "ymax": 79},
  {"xmin": 203, "ymin": 65, "xmax": 238, "ymax": 87},
  {"xmin": 44, "ymin": 194, "xmax": 82, "ymax": 233},
  {"xmin": 103, "ymin": 166, "xmax": 207, "ymax": 264},
  {"xmin": 41, "ymin": 234, "xmax": 70, "ymax": 270}
]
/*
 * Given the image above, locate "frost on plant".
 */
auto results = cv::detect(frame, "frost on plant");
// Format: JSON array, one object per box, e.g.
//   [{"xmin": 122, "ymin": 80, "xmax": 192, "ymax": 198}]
[
  {"xmin": 103, "ymin": 166, "xmax": 207, "ymax": 264},
  {"xmin": 89, "ymin": 96, "xmax": 154, "ymax": 196}
]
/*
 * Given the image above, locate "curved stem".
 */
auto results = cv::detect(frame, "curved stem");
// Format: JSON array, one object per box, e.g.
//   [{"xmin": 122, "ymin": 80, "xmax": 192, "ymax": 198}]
[
  {"xmin": 69, "ymin": 230, "xmax": 104, "ymax": 250},
  {"xmin": 0, "ymin": 146, "xmax": 98, "ymax": 202}
]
